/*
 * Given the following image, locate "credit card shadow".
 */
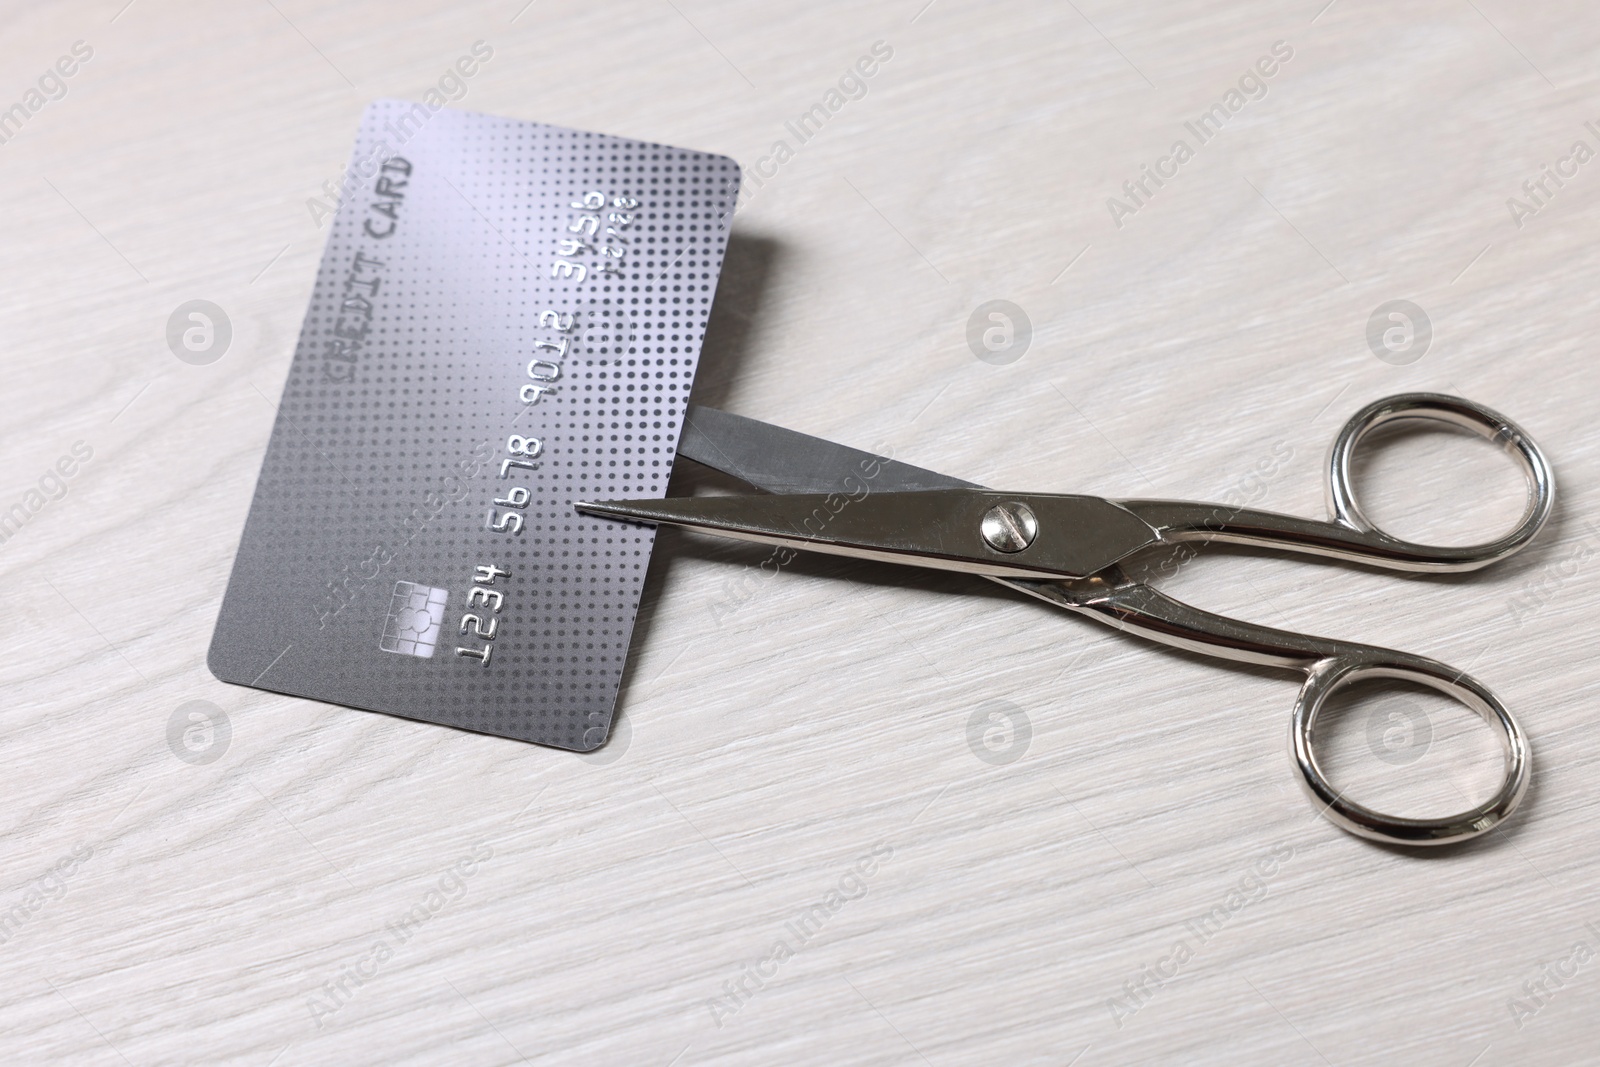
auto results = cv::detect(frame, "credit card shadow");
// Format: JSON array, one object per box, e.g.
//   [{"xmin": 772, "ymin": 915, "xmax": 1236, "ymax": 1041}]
[
  {"xmin": 683, "ymin": 233, "xmax": 782, "ymax": 412},
  {"xmin": 605, "ymin": 232, "xmax": 784, "ymax": 744}
]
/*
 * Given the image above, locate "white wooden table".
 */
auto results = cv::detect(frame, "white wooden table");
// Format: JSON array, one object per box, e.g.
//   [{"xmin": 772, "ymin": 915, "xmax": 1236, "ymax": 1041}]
[{"xmin": 3, "ymin": 1, "xmax": 1598, "ymax": 1063}]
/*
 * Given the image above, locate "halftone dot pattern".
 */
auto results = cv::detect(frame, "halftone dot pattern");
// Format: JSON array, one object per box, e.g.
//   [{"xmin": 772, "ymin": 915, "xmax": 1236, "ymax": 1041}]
[{"xmin": 209, "ymin": 100, "xmax": 740, "ymax": 750}]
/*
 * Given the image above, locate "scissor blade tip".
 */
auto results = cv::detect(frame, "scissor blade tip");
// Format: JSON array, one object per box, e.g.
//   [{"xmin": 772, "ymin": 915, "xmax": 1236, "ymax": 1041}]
[{"xmin": 575, "ymin": 499, "xmax": 666, "ymax": 522}]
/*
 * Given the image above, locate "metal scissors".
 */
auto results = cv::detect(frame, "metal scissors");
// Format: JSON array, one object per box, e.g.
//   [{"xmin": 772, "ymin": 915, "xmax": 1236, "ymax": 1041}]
[{"xmin": 576, "ymin": 393, "xmax": 1554, "ymax": 847}]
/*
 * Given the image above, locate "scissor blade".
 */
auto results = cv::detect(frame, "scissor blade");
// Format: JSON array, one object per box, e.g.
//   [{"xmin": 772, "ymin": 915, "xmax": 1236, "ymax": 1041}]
[
  {"xmin": 680, "ymin": 405, "xmax": 975, "ymax": 494},
  {"xmin": 576, "ymin": 489, "xmax": 1161, "ymax": 580}
]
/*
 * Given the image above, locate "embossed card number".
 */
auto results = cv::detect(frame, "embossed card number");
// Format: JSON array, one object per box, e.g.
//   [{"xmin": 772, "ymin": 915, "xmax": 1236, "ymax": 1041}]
[{"xmin": 552, "ymin": 190, "xmax": 640, "ymax": 282}]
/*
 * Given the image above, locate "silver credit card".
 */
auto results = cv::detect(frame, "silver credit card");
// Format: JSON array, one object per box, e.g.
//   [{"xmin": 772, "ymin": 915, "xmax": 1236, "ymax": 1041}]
[{"xmin": 209, "ymin": 100, "xmax": 739, "ymax": 750}]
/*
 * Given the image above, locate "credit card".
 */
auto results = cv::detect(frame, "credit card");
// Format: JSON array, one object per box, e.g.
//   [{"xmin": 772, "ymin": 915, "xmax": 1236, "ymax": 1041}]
[{"xmin": 208, "ymin": 100, "xmax": 740, "ymax": 750}]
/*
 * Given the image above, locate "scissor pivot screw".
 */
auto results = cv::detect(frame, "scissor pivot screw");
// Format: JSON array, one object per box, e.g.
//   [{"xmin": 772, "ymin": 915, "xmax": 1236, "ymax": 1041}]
[{"xmin": 980, "ymin": 501, "xmax": 1038, "ymax": 553}]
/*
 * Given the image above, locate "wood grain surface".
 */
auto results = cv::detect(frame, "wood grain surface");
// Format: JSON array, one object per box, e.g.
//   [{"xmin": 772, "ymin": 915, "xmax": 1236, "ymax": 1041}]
[{"xmin": 2, "ymin": 1, "xmax": 1598, "ymax": 1064}]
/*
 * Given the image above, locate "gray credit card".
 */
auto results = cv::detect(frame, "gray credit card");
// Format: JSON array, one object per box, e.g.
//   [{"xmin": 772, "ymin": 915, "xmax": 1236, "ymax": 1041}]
[{"xmin": 208, "ymin": 100, "xmax": 740, "ymax": 750}]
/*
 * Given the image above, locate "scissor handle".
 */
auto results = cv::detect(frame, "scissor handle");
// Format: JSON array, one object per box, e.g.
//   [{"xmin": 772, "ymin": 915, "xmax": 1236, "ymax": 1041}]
[
  {"xmin": 1291, "ymin": 648, "xmax": 1528, "ymax": 845},
  {"xmin": 1008, "ymin": 572, "xmax": 1531, "ymax": 846},
  {"xmin": 1324, "ymin": 392, "xmax": 1554, "ymax": 569},
  {"xmin": 1120, "ymin": 393, "xmax": 1555, "ymax": 573}
]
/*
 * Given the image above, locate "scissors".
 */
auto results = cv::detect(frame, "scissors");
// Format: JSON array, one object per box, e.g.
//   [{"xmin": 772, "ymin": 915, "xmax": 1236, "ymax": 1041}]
[{"xmin": 576, "ymin": 393, "xmax": 1554, "ymax": 847}]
